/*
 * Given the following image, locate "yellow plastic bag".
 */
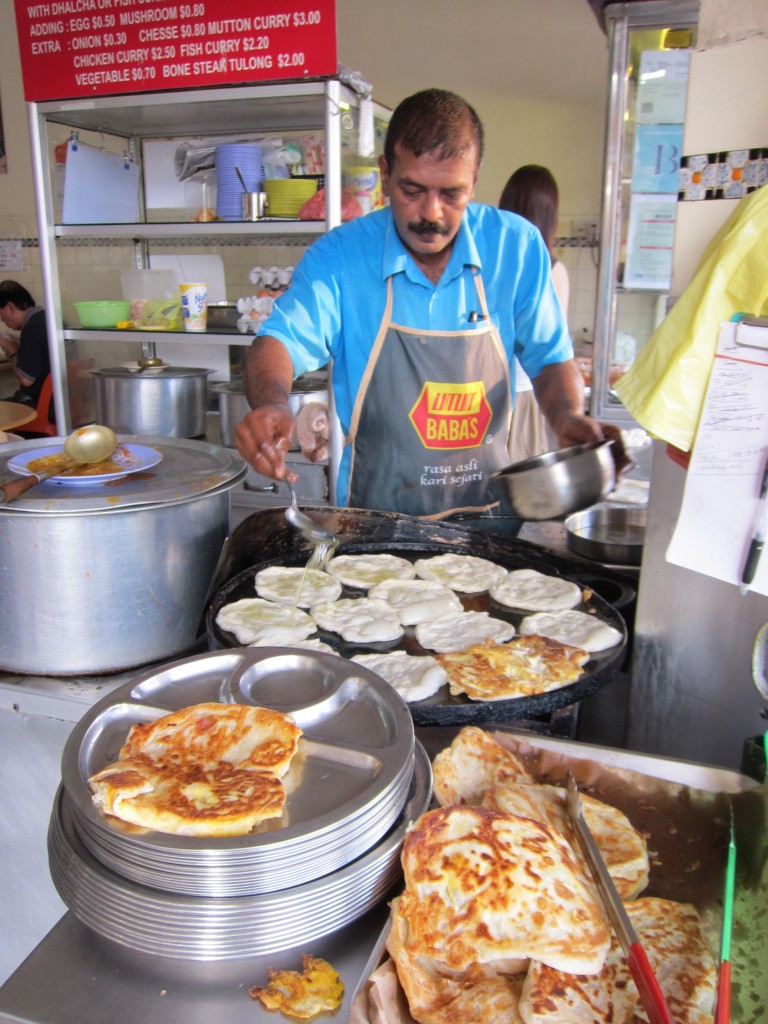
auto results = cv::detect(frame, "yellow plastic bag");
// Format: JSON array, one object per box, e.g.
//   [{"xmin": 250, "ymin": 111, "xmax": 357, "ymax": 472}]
[{"xmin": 614, "ymin": 185, "xmax": 768, "ymax": 451}]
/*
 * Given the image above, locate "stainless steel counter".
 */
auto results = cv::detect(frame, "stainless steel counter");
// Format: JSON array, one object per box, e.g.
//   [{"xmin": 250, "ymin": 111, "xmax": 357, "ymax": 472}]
[
  {"xmin": 0, "ymin": 907, "xmax": 390, "ymax": 1024},
  {"xmin": 0, "ymin": 670, "xmax": 145, "ymax": 987},
  {"xmin": 3, "ymin": 730, "xmax": 766, "ymax": 1024}
]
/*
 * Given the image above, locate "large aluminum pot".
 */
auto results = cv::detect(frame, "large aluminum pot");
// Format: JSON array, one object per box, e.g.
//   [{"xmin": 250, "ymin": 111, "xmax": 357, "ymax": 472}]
[
  {"xmin": 492, "ymin": 440, "xmax": 616, "ymax": 520},
  {"xmin": 91, "ymin": 366, "xmax": 213, "ymax": 438},
  {"xmin": 216, "ymin": 370, "xmax": 328, "ymax": 448},
  {"xmin": 0, "ymin": 436, "xmax": 246, "ymax": 676}
]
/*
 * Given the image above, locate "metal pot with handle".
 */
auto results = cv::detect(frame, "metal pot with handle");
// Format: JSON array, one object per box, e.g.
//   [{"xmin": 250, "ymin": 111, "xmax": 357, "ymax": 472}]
[
  {"xmin": 215, "ymin": 371, "xmax": 328, "ymax": 449},
  {"xmin": 0, "ymin": 435, "xmax": 246, "ymax": 675},
  {"xmin": 91, "ymin": 366, "xmax": 214, "ymax": 438}
]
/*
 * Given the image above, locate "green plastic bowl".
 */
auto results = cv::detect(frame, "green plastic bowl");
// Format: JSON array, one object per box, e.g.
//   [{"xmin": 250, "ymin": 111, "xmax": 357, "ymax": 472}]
[{"xmin": 74, "ymin": 300, "xmax": 132, "ymax": 328}]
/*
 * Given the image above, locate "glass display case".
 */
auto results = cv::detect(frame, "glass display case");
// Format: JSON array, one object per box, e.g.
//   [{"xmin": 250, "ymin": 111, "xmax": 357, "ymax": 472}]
[{"xmin": 589, "ymin": 0, "xmax": 698, "ymax": 423}]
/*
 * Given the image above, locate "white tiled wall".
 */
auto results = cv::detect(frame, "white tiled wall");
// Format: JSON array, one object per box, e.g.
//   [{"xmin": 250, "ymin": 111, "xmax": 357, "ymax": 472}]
[{"xmin": 554, "ymin": 239, "xmax": 599, "ymax": 356}]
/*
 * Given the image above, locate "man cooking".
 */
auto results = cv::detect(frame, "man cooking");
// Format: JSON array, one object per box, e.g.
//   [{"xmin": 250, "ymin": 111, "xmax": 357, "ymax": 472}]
[{"xmin": 235, "ymin": 88, "xmax": 604, "ymax": 519}]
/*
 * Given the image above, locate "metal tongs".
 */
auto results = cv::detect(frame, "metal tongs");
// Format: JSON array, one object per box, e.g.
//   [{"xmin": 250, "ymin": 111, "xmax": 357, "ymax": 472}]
[{"xmin": 565, "ymin": 772, "xmax": 674, "ymax": 1024}]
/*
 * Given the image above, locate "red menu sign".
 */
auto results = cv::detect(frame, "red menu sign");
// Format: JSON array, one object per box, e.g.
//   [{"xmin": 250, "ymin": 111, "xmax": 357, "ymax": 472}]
[{"xmin": 13, "ymin": 0, "xmax": 337, "ymax": 101}]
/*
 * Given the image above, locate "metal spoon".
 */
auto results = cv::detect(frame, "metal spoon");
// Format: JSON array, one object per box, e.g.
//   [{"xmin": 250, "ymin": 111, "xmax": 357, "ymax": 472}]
[
  {"xmin": 0, "ymin": 424, "xmax": 117, "ymax": 504},
  {"xmin": 284, "ymin": 477, "xmax": 336, "ymax": 546}
]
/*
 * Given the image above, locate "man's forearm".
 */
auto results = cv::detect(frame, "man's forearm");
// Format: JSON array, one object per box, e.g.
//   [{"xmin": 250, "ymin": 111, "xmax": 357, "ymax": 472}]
[
  {"xmin": 244, "ymin": 335, "xmax": 296, "ymax": 409},
  {"xmin": 532, "ymin": 360, "xmax": 586, "ymax": 438}
]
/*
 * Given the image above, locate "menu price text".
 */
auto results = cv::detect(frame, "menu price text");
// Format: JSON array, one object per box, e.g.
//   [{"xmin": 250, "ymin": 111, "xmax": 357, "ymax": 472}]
[{"xmin": 13, "ymin": 0, "xmax": 338, "ymax": 101}]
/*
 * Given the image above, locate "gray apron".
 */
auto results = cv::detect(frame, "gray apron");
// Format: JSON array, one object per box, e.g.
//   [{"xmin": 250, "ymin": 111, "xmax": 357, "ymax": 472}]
[{"xmin": 345, "ymin": 271, "xmax": 512, "ymax": 518}]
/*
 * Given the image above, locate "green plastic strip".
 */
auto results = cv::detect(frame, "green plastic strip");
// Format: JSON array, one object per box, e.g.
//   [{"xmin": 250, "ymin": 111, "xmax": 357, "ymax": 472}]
[{"xmin": 720, "ymin": 801, "xmax": 737, "ymax": 964}]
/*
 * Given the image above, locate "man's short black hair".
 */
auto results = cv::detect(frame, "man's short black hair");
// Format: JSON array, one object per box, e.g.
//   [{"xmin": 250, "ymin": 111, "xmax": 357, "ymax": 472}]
[
  {"xmin": 0, "ymin": 280, "xmax": 35, "ymax": 310},
  {"xmin": 384, "ymin": 89, "xmax": 484, "ymax": 170}
]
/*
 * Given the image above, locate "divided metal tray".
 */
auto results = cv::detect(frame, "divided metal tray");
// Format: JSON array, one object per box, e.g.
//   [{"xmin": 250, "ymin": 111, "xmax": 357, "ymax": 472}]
[
  {"xmin": 49, "ymin": 741, "xmax": 431, "ymax": 960},
  {"xmin": 59, "ymin": 647, "xmax": 415, "ymax": 897}
]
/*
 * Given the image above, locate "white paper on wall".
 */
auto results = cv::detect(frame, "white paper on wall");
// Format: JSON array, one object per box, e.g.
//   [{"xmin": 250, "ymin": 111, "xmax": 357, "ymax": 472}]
[{"xmin": 666, "ymin": 321, "xmax": 768, "ymax": 595}]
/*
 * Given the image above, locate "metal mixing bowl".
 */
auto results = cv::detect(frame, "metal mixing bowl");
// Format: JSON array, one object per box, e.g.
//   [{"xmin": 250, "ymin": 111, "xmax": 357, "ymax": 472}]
[
  {"xmin": 492, "ymin": 440, "xmax": 615, "ymax": 520},
  {"xmin": 565, "ymin": 504, "xmax": 647, "ymax": 565}
]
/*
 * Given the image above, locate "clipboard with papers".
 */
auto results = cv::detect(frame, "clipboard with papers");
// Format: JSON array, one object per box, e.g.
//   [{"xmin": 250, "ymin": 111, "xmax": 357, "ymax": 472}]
[
  {"xmin": 62, "ymin": 138, "xmax": 140, "ymax": 224},
  {"xmin": 666, "ymin": 320, "xmax": 768, "ymax": 596}
]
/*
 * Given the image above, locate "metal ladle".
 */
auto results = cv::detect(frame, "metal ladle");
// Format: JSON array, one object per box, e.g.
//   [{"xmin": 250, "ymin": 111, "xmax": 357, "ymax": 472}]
[
  {"xmin": 0, "ymin": 424, "xmax": 117, "ymax": 504},
  {"xmin": 284, "ymin": 477, "xmax": 337, "ymax": 547}
]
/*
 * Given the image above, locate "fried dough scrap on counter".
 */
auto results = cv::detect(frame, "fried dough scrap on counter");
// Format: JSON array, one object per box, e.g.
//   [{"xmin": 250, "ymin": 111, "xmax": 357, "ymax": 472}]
[
  {"xmin": 370, "ymin": 726, "xmax": 716, "ymax": 1024},
  {"xmin": 249, "ymin": 955, "xmax": 344, "ymax": 1019}
]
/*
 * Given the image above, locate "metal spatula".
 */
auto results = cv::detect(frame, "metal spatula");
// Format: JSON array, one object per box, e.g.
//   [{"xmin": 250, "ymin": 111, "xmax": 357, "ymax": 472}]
[{"xmin": 565, "ymin": 772, "xmax": 674, "ymax": 1024}]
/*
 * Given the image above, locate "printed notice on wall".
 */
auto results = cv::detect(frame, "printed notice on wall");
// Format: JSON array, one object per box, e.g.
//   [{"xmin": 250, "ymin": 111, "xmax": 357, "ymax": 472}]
[
  {"xmin": 623, "ymin": 194, "xmax": 677, "ymax": 290},
  {"xmin": 13, "ymin": 0, "xmax": 337, "ymax": 102},
  {"xmin": 636, "ymin": 49, "xmax": 690, "ymax": 126},
  {"xmin": 0, "ymin": 241, "xmax": 24, "ymax": 271},
  {"xmin": 667, "ymin": 321, "xmax": 768, "ymax": 596}
]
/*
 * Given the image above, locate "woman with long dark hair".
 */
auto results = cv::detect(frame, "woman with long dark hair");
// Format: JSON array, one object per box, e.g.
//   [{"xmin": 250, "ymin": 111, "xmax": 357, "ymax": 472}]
[{"xmin": 500, "ymin": 165, "xmax": 569, "ymax": 462}]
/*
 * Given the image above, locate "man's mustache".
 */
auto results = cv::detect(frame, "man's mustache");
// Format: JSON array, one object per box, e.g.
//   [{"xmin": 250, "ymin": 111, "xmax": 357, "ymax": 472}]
[{"xmin": 409, "ymin": 219, "xmax": 450, "ymax": 237}]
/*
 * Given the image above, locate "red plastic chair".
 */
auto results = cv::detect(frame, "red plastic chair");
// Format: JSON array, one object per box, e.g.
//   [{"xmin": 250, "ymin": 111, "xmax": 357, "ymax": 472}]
[{"xmin": 19, "ymin": 374, "xmax": 58, "ymax": 437}]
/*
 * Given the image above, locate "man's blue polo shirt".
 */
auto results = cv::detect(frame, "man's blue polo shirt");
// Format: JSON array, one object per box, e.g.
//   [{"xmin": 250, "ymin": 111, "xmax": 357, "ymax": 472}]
[{"xmin": 257, "ymin": 202, "xmax": 572, "ymax": 502}]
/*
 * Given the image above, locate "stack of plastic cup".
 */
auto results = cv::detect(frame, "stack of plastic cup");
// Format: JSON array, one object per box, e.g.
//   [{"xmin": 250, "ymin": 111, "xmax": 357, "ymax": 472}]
[{"xmin": 215, "ymin": 143, "xmax": 262, "ymax": 222}]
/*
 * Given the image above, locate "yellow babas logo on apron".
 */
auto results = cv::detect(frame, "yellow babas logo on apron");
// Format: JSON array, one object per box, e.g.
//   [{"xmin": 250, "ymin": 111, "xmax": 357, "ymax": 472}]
[{"xmin": 409, "ymin": 381, "xmax": 492, "ymax": 450}]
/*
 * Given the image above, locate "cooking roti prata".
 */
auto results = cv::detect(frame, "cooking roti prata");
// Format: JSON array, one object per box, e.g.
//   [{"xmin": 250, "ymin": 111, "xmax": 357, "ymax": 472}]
[
  {"xmin": 249, "ymin": 955, "xmax": 344, "ymax": 1019},
  {"xmin": 393, "ymin": 804, "xmax": 610, "ymax": 977},
  {"xmin": 489, "ymin": 568, "xmax": 582, "ymax": 611},
  {"xmin": 89, "ymin": 702, "xmax": 302, "ymax": 837},
  {"xmin": 216, "ymin": 598, "xmax": 315, "ymax": 645},
  {"xmin": 519, "ymin": 608, "xmax": 623, "ymax": 653},
  {"xmin": 436, "ymin": 635, "xmax": 589, "ymax": 701},
  {"xmin": 254, "ymin": 566, "xmax": 342, "ymax": 608},
  {"xmin": 325, "ymin": 553, "xmax": 415, "ymax": 589},
  {"xmin": 351, "ymin": 651, "xmax": 448, "ymax": 702},
  {"xmin": 367, "ymin": 577, "xmax": 462, "ymax": 625},
  {"xmin": 413, "ymin": 552, "xmax": 508, "ymax": 593},
  {"xmin": 415, "ymin": 610, "xmax": 515, "ymax": 653},
  {"xmin": 310, "ymin": 597, "xmax": 404, "ymax": 643}
]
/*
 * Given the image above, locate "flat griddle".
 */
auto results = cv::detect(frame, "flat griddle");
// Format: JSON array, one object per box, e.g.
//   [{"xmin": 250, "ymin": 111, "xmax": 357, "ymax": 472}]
[{"xmin": 205, "ymin": 507, "xmax": 631, "ymax": 727}]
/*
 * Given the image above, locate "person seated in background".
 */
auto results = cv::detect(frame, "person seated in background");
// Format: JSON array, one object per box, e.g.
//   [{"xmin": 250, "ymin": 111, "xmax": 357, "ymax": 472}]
[
  {"xmin": 0, "ymin": 280, "xmax": 50, "ymax": 406},
  {"xmin": 499, "ymin": 165, "xmax": 569, "ymax": 463}
]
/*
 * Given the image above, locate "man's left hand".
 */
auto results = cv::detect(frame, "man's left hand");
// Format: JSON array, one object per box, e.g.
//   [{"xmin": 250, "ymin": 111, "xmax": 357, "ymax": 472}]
[{"xmin": 556, "ymin": 415, "xmax": 633, "ymax": 478}]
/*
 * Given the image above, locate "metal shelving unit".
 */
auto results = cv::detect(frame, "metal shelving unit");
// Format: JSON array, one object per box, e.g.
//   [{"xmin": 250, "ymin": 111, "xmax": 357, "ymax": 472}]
[{"xmin": 27, "ymin": 79, "xmax": 390, "ymax": 433}]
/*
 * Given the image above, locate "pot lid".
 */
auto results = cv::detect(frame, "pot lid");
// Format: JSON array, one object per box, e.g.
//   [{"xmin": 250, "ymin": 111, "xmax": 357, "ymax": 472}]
[
  {"xmin": 91, "ymin": 366, "xmax": 214, "ymax": 378},
  {"xmin": 216, "ymin": 369, "xmax": 328, "ymax": 395},
  {"xmin": 0, "ymin": 435, "xmax": 247, "ymax": 515}
]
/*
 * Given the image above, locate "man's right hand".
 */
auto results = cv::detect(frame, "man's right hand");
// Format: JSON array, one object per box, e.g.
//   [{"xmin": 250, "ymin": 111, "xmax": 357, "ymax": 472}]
[
  {"xmin": 234, "ymin": 402, "xmax": 297, "ymax": 481},
  {"xmin": 0, "ymin": 332, "xmax": 19, "ymax": 359}
]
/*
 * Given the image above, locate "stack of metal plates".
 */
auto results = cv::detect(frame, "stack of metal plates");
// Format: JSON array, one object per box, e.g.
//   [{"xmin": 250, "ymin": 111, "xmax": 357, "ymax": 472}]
[{"xmin": 50, "ymin": 648, "xmax": 430, "ymax": 959}]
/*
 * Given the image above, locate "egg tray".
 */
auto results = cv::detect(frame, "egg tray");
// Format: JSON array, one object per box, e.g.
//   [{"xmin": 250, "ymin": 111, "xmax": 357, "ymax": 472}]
[{"xmin": 204, "ymin": 508, "xmax": 630, "ymax": 727}]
